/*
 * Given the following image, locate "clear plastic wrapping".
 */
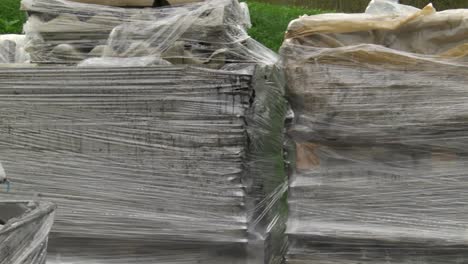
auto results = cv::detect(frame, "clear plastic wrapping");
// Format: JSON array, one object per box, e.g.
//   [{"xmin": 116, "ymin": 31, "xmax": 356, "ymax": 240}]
[
  {"xmin": 21, "ymin": 0, "xmax": 262, "ymax": 65},
  {"xmin": 15, "ymin": 0, "xmax": 287, "ymax": 262},
  {"xmin": 0, "ymin": 65, "xmax": 287, "ymax": 264},
  {"xmin": 0, "ymin": 35, "xmax": 30, "ymax": 64},
  {"xmin": 0, "ymin": 201, "xmax": 56, "ymax": 264},
  {"xmin": 281, "ymin": 1, "xmax": 468, "ymax": 263}
]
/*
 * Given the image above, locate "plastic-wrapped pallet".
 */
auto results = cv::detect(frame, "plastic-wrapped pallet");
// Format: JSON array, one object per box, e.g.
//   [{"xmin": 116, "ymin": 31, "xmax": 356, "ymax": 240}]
[
  {"xmin": 16, "ymin": 0, "xmax": 287, "ymax": 263},
  {"xmin": 0, "ymin": 201, "xmax": 56, "ymax": 264},
  {"xmin": 0, "ymin": 65, "xmax": 287, "ymax": 264},
  {"xmin": 0, "ymin": 35, "xmax": 30, "ymax": 63},
  {"xmin": 21, "ymin": 0, "xmax": 255, "ymax": 64},
  {"xmin": 281, "ymin": 0, "xmax": 468, "ymax": 263}
]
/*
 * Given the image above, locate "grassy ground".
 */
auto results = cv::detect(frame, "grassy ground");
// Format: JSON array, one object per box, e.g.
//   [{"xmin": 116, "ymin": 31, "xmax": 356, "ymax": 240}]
[
  {"xmin": 246, "ymin": 1, "xmax": 325, "ymax": 51},
  {"xmin": 0, "ymin": 0, "xmax": 25, "ymax": 34},
  {"xmin": 0, "ymin": 0, "xmax": 324, "ymax": 51}
]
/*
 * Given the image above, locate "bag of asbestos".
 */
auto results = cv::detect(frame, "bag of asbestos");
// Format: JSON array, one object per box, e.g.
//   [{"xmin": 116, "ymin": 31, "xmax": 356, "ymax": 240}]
[
  {"xmin": 21, "ymin": 0, "xmax": 256, "ymax": 64},
  {"xmin": 64, "ymin": 0, "xmax": 203, "ymax": 7},
  {"xmin": 280, "ymin": 1, "xmax": 468, "ymax": 263},
  {"xmin": 0, "ymin": 201, "xmax": 56, "ymax": 264}
]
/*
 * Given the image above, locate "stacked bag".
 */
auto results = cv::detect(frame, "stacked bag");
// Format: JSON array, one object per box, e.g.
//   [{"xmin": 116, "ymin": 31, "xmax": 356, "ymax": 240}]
[
  {"xmin": 0, "ymin": 0, "xmax": 287, "ymax": 263},
  {"xmin": 281, "ymin": 0, "xmax": 468, "ymax": 263}
]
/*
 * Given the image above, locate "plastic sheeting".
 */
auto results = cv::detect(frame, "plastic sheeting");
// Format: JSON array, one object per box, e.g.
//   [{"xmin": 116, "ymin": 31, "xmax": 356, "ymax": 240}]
[
  {"xmin": 0, "ymin": 201, "xmax": 56, "ymax": 264},
  {"xmin": 16, "ymin": 0, "xmax": 286, "ymax": 263},
  {"xmin": 21, "ymin": 0, "xmax": 260, "ymax": 64},
  {"xmin": 281, "ymin": 1, "xmax": 468, "ymax": 263},
  {"xmin": 0, "ymin": 65, "xmax": 287, "ymax": 264},
  {"xmin": 0, "ymin": 35, "xmax": 30, "ymax": 64},
  {"xmin": 67, "ymin": 0, "xmax": 204, "ymax": 7}
]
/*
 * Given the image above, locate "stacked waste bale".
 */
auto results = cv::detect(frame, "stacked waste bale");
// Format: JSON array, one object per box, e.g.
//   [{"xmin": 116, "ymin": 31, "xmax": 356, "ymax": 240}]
[
  {"xmin": 10, "ymin": 0, "xmax": 287, "ymax": 263},
  {"xmin": 0, "ymin": 65, "xmax": 286, "ymax": 263},
  {"xmin": 281, "ymin": 1, "xmax": 468, "ymax": 263},
  {"xmin": 0, "ymin": 201, "xmax": 56, "ymax": 264}
]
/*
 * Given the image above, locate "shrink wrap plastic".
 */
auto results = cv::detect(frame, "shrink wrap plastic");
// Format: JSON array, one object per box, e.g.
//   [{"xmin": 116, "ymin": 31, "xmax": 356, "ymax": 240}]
[
  {"xmin": 12, "ymin": 1, "xmax": 287, "ymax": 263},
  {"xmin": 281, "ymin": 0, "xmax": 468, "ymax": 263},
  {"xmin": 0, "ymin": 65, "xmax": 287, "ymax": 264},
  {"xmin": 0, "ymin": 201, "xmax": 55, "ymax": 264},
  {"xmin": 22, "ymin": 0, "xmax": 259, "ymax": 64},
  {"xmin": 0, "ymin": 35, "xmax": 30, "ymax": 64}
]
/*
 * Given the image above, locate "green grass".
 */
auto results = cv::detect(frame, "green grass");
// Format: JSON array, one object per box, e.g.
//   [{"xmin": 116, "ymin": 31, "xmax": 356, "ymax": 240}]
[
  {"xmin": 246, "ymin": 1, "xmax": 325, "ymax": 51},
  {"xmin": 0, "ymin": 0, "xmax": 25, "ymax": 34}
]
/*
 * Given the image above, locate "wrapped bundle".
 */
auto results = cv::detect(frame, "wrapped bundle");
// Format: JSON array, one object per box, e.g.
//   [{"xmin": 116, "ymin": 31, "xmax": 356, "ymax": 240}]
[
  {"xmin": 281, "ymin": 0, "xmax": 468, "ymax": 263},
  {"xmin": 0, "ymin": 65, "xmax": 287, "ymax": 264},
  {"xmin": 0, "ymin": 201, "xmax": 56, "ymax": 264},
  {"xmin": 21, "ymin": 0, "xmax": 254, "ymax": 64},
  {"xmin": 67, "ymin": 0, "xmax": 203, "ymax": 7}
]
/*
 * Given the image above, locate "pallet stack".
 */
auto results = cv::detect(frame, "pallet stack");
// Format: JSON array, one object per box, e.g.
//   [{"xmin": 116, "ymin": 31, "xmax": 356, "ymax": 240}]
[
  {"xmin": 281, "ymin": 2, "xmax": 468, "ymax": 263},
  {"xmin": 0, "ymin": 65, "xmax": 287, "ymax": 263},
  {"xmin": 0, "ymin": 0, "xmax": 287, "ymax": 262}
]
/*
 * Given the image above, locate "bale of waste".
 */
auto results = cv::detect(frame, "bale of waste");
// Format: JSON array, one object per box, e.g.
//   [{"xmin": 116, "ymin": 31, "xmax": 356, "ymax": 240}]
[
  {"xmin": 281, "ymin": 0, "xmax": 468, "ymax": 263},
  {"xmin": 0, "ymin": 65, "xmax": 287, "ymax": 264}
]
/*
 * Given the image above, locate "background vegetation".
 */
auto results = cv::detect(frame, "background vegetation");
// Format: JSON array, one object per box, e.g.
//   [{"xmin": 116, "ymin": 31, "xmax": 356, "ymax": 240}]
[
  {"xmin": 253, "ymin": 0, "xmax": 466, "ymax": 13},
  {"xmin": 0, "ymin": 0, "xmax": 25, "ymax": 34},
  {"xmin": 247, "ymin": 2, "xmax": 324, "ymax": 51}
]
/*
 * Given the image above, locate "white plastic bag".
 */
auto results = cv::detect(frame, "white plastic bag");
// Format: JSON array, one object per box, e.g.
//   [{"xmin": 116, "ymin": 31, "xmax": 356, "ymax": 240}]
[{"xmin": 365, "ymin": 0, "xmax": 421, "ymax": 15}]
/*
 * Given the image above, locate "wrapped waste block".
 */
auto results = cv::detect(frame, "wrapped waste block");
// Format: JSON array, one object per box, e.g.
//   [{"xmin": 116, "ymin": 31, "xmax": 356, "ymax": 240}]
[
  {"xmin": 67, "ymin": 0, "xmax": 204, "ymax": 7},
  {"xmin": 0, "ymin": 201, "xmax": 56, "ymax": 264},
  {"xmin": 281, "ymin": 0, "xmax": 468, "ymax": 263},
  {"xmin": 0, "ymin": 65, "xmax": 287, "ymax": 264},
  {"xmin": 0, "ymin": 35, "xmax": 30, "ymax": 63},
  {"xmin": 21, "ymin": 0, "xmax": 255, "ymax": 64}
]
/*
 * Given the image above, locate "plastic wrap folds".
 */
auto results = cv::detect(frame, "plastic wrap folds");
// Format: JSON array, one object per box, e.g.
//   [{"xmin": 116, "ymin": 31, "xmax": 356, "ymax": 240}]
[
  {"xmin": 281, "ymin": 1, "xmax": 468, "ymax": 263},
  {"xmin": 21, "ymin": 0, "xmax": 262, "ymax": 65},
  {"xmin": 0, "ymin": 201, "xmax": 55, "ymax": 264},
  {"xmin": 15, "ymin": 0, "xmax": 287, "ymax": 263},
  {"xmin": 0, "ymin": 65, "xmax": 287, "ymax": 264}
]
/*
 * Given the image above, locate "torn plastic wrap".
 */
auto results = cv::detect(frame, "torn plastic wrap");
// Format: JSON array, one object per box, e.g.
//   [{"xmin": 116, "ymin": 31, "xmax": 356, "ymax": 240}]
[
  {"xmin": 0, "ymin": 201, "xmax": 56, "ymax": 264},
  {"xmin": 0, "ymin": 35, "xmax": 30, "ymax": 64},
  {"xmin": 281, "ymin": 1, "xmax": 468, "ymax": 263},
  {"xmin": 21, "ymin": 0, "xmax": 259, "ymax": 65},
  {"xmin": 0, "ymin": 65, "xmax": 287, "ymax": 264}
]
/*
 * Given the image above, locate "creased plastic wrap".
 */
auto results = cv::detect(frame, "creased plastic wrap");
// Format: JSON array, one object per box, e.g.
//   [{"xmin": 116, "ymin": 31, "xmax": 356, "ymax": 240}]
[
  {"xmin": 0, "ymin": 201, "xmax": 55, "ymax": 264},
  {"xmin": 281, "ymin": 1, "xmax": 468, "ymax": 263},
  {"xmin": 16, "ymin": 0, "xmax": 287, "ymax": 262},
  {"xmin": 0, "ymin": 35, "xmax": 30, "ymax": 64},
  {"xmin": 0, "ymin": 65, "xmax": 287, "ymax": 264},
  {"xmin": 21, "ymin": 0, "xmax": 263, "ymax": 65}
]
